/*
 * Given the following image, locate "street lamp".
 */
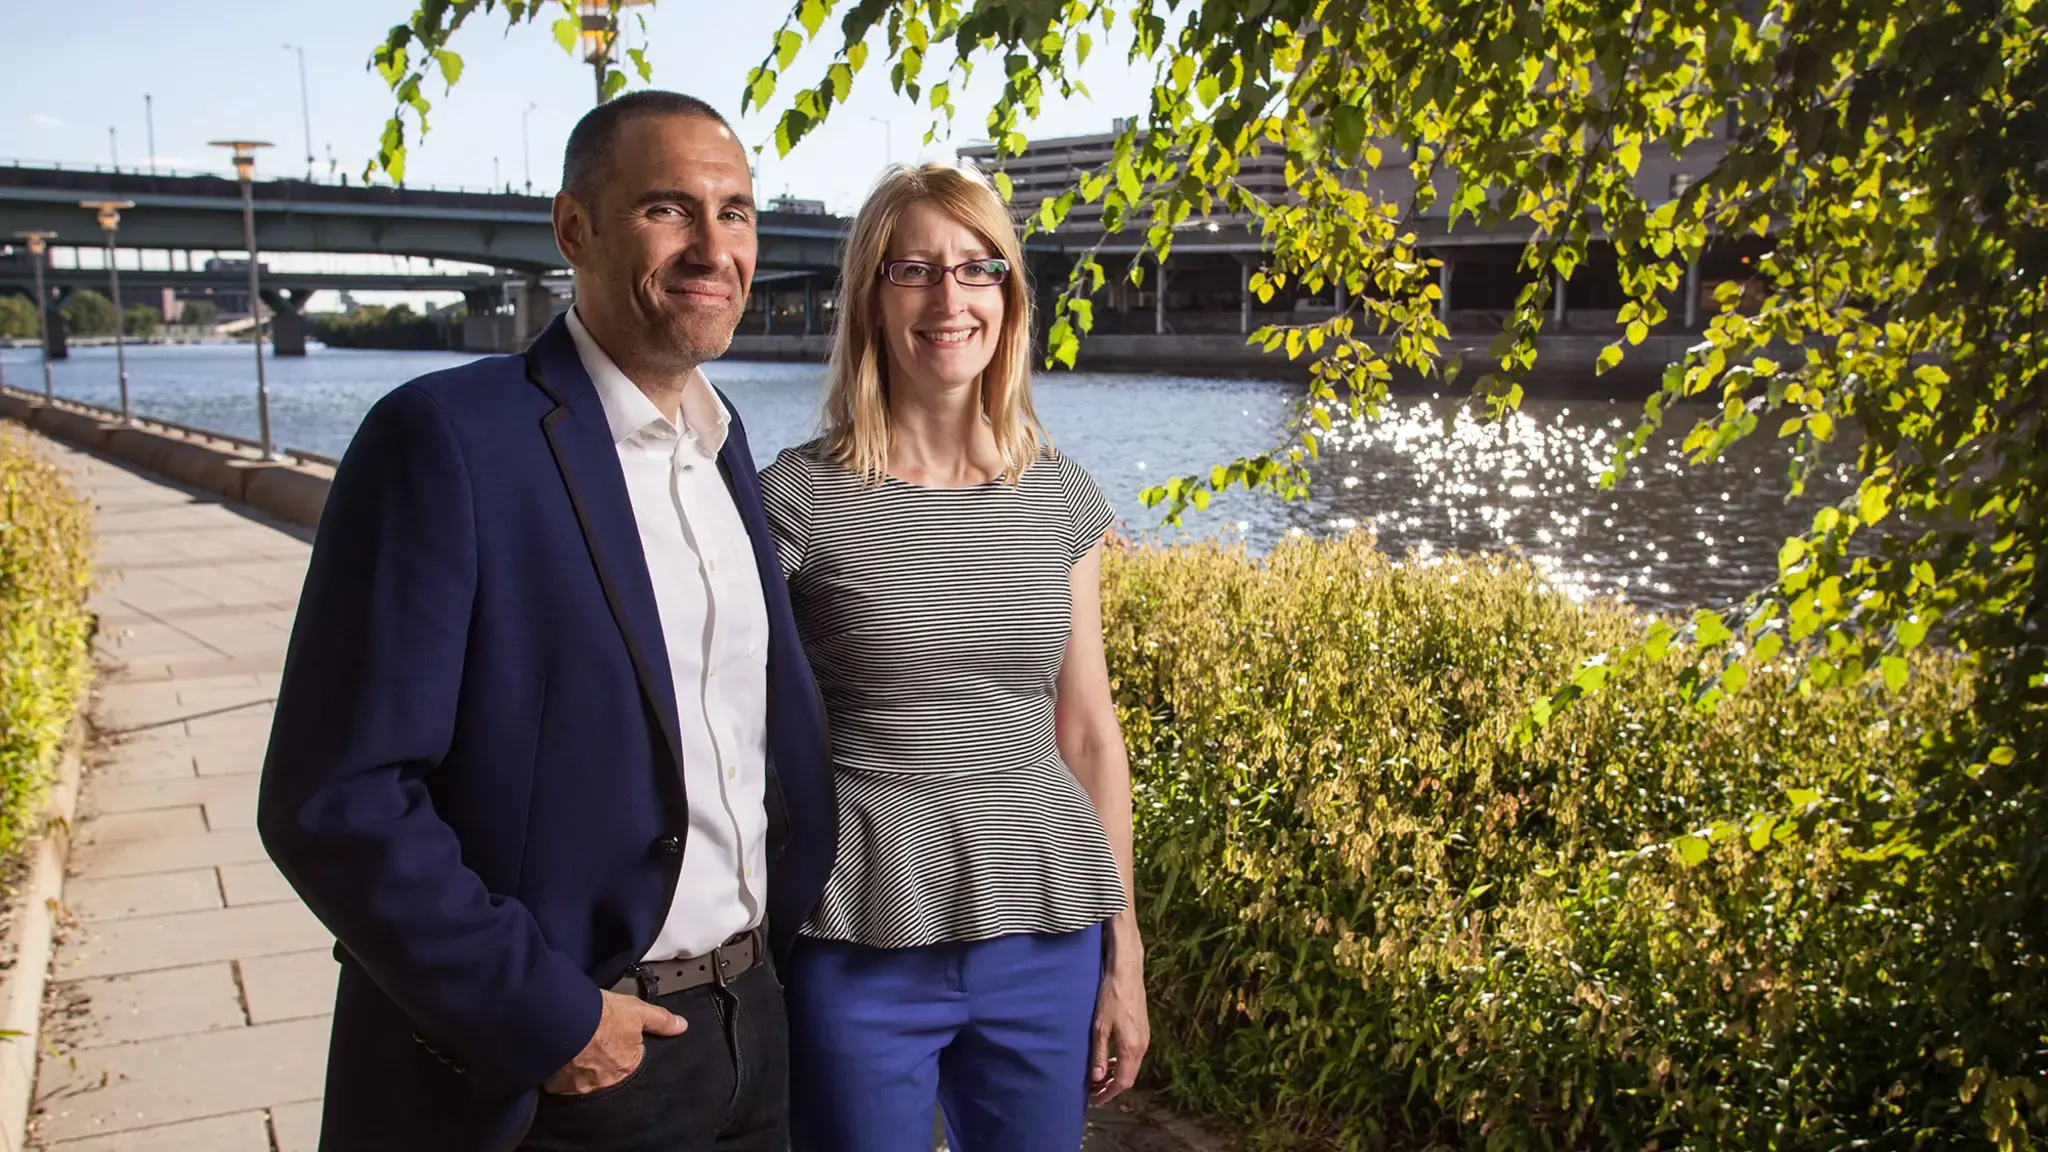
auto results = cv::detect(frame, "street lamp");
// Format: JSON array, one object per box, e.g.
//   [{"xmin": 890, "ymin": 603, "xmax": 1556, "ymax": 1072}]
[
  {"xmin": 579, "ymin": 0, "xmax": 653, "ymax": 105},
  {"xmin": 283, "ymin": 45, "xmax": 316, "ymax": 180},
  {"xmin": 78, "ymin": 201, "xmax": 136, "ymax": 422},
  {"xmin": 208, "ymin": 140, "xmax": 279, "ymax": 460},
  {"xmin": 12, "ymin": 231, "xmax": 58, "ymax": 399},
  {"xmin": 522, "ymin": 101, "xmax": 540, "ymax": 193}
]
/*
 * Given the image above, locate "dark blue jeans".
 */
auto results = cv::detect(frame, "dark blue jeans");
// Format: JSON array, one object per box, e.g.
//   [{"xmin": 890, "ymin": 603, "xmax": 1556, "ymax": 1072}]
[
  {"xmin": 518, "ymin": 961, "xmax": 788, "ymax": 1152},
  {"xmin": 786, "ymin": 925, "xmax": 1103, "ymax": 1152}
]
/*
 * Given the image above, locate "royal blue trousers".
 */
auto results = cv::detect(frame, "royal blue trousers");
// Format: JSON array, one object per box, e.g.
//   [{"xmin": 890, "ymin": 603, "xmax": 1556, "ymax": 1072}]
[{"xmin": 786, "ymin": 925, "xmax": 1103, "ymax": 1152}]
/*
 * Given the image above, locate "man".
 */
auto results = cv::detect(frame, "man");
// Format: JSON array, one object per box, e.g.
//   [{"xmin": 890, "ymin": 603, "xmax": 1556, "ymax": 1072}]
[{"xmin": 258, "ymin": 92, "xmax": 834, "ymax": 1151}]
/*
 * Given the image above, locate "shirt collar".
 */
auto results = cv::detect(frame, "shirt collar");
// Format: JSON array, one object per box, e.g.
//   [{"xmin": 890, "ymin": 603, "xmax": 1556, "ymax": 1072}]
[{"xmin": 565, "ymin": 305, "xmax": 731, "ymax": 455}]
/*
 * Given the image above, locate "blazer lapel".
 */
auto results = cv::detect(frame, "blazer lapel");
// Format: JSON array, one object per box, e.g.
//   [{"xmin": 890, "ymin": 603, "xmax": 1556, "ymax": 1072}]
[{"xmin": 524, "ymin": 316, "xmax": 687, "ymax": 780}]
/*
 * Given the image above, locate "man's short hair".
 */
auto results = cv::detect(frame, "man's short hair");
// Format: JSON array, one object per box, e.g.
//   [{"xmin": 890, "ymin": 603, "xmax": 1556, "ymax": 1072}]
[{"xmin": 560, "ymin": 91, "xmax": 734, "ymax": 208}]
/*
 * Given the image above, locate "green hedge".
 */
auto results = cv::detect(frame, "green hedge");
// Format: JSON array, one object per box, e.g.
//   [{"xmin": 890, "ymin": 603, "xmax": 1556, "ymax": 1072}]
[
  {"xmin": 0, "ymin": 431, "xmax": 94, "ymax": 855},
  {"xmin": 1104, "ymin": 535, "xmax": 2036, "ymax": 1149}
]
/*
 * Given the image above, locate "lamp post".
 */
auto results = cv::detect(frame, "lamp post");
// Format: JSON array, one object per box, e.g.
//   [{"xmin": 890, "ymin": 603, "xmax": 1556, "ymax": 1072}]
[
  {"xmin": 522, "ymin": 101, "xmax": 539, "ymax": 193},
  {"xmin": 13, "ymin": 232, "xmax": 58, "ymax": 399},
  {"xmin": 145, "ymin": 94, "xmax": 157, "ymax": 176},
  {"xmin": 208, "ymin": 140, "xmax": 278, "ymax": 460},
  {"xmin": 870, "ymin": 117, "xmax": 893, "ymax": 166},
  {"xmin": 283, "ymin": 45, "xmax": 316, "ymax": 180},
  {"xmin": 579, "ymin": 0, "xmax": 653, "ymax": 104},
  {"xmin": 78, "ymin": 201, "xmax": 136, "ymax": 422}
]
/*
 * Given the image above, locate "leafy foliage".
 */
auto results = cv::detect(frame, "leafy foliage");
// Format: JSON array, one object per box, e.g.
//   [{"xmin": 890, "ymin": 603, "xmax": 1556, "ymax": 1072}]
[
  {"xmin": 365, "ymin": 0, "xmax": 657, "ymax": 184},
  {"xmin": 58, "ymin": 290, "xmax": 116, "ymax": 339},
  {"xmin": 311, "ymin": 303, "xmax": 458, "ymax": 351},
  {"xmin": 121, "ymin": 304, "xmax": 160, "ymax": 340},
  {"xmin": 1104, "ymin": 536, "xmax": 2039, "ymax": 1149},
  {"xmin": 0, "ymin": 431, "xmax": 94, "ymax": 856},
  {"xmin": 177, "ymin": 298, "xmax": 220, "ymax": 330},
  {"xmin": 0, "ymin": 296, "xmax": 37, "ymax": 341}
]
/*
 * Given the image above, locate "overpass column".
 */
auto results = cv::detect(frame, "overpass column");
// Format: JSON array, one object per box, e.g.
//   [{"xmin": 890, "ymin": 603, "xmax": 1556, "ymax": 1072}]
[
  {"xmin": 1683, "ymin": 259, "xmax": 1701, "ymax": 329},
  {"xmin": 260, "ymin": 289, "xmax": 308, "ymax": 357},
  {"xmin": 1552, "ymin": 269, "xmax": 1568, "ymax": 330},
  {"xmin": 512, "ymin": 276, "xmax": 554, "ymax": 349},
  {"xmin": 803, "ymin": 279, "xmax": 816, "ymax": 337},
  {"xmin": 1153, "ymin": 256, "xmax": 1167, "ymax": 336},
  {"xmin": 43, "ymin": 288, "xmax": 70, "ymax": 362},
  {"xmin": 1239, "ymin": 257, "xmax": 1252, "ymax": 336},
  {"xmin": 1438, "ymin": 258, "xmax": 1455, "ymax": 327}
]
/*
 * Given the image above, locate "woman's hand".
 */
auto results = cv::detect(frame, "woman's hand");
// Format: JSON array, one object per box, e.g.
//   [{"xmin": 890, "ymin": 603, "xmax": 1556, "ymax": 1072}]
[{"xmin": 1088, "ymin": 949, "xmax": 1150, "ymax": 1105}]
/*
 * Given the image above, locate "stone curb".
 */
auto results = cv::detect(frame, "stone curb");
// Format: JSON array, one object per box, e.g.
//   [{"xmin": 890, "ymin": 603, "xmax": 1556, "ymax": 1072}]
[
  {"xmin": 0, "ymin": 717, "xmax": 86, "ymax": 1152},
  {"xmin": 0, "ymin": 390, "xmax": 332, "ymax": 530}
]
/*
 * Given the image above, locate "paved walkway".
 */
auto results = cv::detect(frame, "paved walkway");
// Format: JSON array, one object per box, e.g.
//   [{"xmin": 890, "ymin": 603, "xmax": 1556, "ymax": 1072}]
[{"xmin": 25, "ymin": 434, "xmax": 1171, "ymax": 1152}]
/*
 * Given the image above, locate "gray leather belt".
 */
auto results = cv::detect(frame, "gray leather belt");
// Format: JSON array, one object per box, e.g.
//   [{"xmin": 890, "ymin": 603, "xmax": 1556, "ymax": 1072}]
[{"xmin": 610, "ymin": 929, "xmax": 764, "ymax": 1000}]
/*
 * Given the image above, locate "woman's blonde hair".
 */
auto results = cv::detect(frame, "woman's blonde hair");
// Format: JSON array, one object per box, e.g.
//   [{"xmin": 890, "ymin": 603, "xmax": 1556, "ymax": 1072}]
[{"xmin": 821, "ymin": 162, "xmax": 1047, "ymax": 485}]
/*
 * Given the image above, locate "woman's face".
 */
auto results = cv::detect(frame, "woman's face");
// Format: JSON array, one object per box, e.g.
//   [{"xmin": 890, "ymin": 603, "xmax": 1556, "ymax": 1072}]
[{"xmin": 874, "ymin": 199, "xmax": 1008, "ymax": 394}]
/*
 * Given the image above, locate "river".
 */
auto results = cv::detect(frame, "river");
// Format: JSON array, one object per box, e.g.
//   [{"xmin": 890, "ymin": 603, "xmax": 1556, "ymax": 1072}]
[{"xmin": 0, "ymin": 342, "xmax": 1853, "ymax": 615}]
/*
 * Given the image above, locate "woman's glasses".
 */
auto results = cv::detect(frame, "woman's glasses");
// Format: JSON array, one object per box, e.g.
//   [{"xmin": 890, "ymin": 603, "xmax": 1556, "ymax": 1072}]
[{"xmin": 878, "ymin": 258, "xmax": 1010, "ymax": 288}]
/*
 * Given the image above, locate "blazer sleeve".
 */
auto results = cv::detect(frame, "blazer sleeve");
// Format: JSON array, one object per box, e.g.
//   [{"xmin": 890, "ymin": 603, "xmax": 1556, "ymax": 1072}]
[{"xmin": 256, "ymin": 383, "xmax": 599, "ymax": 1094}]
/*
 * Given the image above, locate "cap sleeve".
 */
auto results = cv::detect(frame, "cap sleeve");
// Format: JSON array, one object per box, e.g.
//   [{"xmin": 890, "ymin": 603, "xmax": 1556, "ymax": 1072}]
[
  {"xmin": 757, "ymin": 448, "xmax": 812, "ymax": 578},
  {"xmin": 1055, "ymin": 454, "xmax": 1115, "ymax": 565}
]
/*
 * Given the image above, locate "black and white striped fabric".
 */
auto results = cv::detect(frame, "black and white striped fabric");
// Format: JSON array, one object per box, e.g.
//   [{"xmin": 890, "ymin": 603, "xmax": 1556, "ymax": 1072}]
[{"xmin": 758, "ymin": 441, "xmax": 1127, "ymax": 948}]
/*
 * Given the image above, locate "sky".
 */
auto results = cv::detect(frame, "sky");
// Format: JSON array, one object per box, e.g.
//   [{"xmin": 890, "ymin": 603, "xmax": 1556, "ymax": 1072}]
[{"xmin": 1, "ymin": 1, "xmax": 1158, "ymax": 213}]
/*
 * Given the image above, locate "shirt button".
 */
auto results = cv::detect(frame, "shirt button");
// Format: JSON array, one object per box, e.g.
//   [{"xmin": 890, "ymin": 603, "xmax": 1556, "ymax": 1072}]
[
  {"xmin": 654, "ymin": 835, "xmax": 683, "ymax": 856},
  {"xmin": 726, "ymin": 766, "xmax": 737, "ymax": 780}
]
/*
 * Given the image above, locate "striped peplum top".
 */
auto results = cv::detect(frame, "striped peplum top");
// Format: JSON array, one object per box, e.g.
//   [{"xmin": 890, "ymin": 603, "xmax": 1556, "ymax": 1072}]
[{"xmin": 758, "ymin": 440, "xmax": 1128, "ymax": 948}]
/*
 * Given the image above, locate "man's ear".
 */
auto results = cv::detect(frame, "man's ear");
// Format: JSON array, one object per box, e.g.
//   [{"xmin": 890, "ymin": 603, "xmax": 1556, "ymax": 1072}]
[{"xmin": 552, "ymin": 191, "xmax": 593, "ymax": 266}]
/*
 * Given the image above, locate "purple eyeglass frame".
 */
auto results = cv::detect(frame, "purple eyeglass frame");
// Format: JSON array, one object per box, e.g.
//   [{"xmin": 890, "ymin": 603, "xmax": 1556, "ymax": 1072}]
[{"xmin": 877, "ymin": 258, "xmax": 1011, "ymax": 287}]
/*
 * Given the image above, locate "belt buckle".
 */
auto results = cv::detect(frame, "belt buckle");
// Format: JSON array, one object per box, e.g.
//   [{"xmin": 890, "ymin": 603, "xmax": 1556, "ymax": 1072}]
[{"xmin": 710, "ymin": 940, "xmax": 736, "ymax": 988}]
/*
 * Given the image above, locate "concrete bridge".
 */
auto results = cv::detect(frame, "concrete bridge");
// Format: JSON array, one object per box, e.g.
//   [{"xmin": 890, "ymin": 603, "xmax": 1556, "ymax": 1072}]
[{"xmin": 0, "ymin": 163, "xmax": 850, "ymax": 356}]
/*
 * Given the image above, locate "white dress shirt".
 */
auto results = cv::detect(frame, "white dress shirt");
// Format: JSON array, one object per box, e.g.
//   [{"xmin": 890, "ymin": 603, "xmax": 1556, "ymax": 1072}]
[{"xmin": 567, "ymin": 307, "xmax": 770, "ymax": 962}]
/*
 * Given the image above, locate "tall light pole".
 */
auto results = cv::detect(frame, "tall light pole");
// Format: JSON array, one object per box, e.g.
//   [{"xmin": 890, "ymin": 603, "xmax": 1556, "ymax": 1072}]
[
  {"xmin": 283, "ymin": 45, "xmax": 315, "ymax": 180},
  {"xmin": 14, "ymin": 232, "xmax": 58, "ymax": 399},
  {"xmin": 522, "ymin": 101, "xmax": 540, "ymax": 193},
  {"xmin": 579, "ymin": 0, "xmax": 653, "ymax": 105},
  {"xmin": 79, "ymin": 201, "xmax": 136, "ymax": 422},
  {"xmin": 209, "ymin": 140, "xmax": 278, "ymax": 460},
  {"xmin": 108, "ymin": 127, "xmax": 120, "ymax": 173},
  {"xmin": 145, "ymin": 94, "xmax": 157, "ymax": 176}
]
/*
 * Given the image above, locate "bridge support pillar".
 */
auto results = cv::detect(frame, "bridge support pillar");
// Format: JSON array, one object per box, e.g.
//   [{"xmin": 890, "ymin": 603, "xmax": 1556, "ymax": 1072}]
[
  {"xmin": 1552, "ymin": 269, "xmax": 1568, "ymax": 330},
  {"xmin": 261, "ymin": 289, "xmax": 308, "ymax": 357},
  {"xmin": 1238, "ymin": 257, "xmax": 1253, "ymax": 335},
  {"xmin": 512, "ymin": 276, "xmax": 554, "ymax": 349},
  {"xmin": 1438, "ymin": 259, "xmax": 1455, "ymax": 326},
  {"xmin": 803, "ymin": 280, "xmax": 816, "ymax": 337},
  {"xmin": 1153, "ymin": 256, "xmax": 1167, "ymax": 336},
  {"xmin": 43, "ymin": 288, "xmax": 70, "ymax": 361}
]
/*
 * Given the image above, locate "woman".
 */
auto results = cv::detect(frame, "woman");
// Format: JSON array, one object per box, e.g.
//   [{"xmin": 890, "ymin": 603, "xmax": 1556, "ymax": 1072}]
[{"xmin": 758, "ymin": 163, "xmax": 1149, "ymax": 1151}]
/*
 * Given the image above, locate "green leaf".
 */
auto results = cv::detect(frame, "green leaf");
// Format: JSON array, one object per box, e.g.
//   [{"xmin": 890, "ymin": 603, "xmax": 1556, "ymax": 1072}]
[
  {"xmin": 747, "ymin": 68, "xmax": 778, "ymax": 112},
  {"xmin": 1675, "ymin": 835, "xmax": 1710, "ymax": 868},
  {"xmin": 992, "ymin": 171, "xmax": 1013, "ymax": 202},
  {"xmin": 1778, "ymin": 537, "xmax": 1807, "ymax": 571},
  {"xmin": 1595, "ymin": 345, "xmax": 1622, "ymax": 375},
  {"xmin": 776, "ymin": 28, "xmax": 804, "ymax": 69},
  {"xmin": 1693, "ymin": 610, "xmax": 1732, "ymax": 647},
  {"xmin": 1196, "ymin": 73, "xmax": 1220, "ymax": 107},
  {"xmin": 1881, "ymin": 655, "xmax": 1908, "ymax": 692},
  {"xmin": 798, "ymin": 0, "xmax": 828, "ymax": 37},
  {"xmin": 626, "ymin": 46, "xmax": 652, "ymax": 83},
  {"xmin": 435, "ymin": 50, "xmax": 464, "ymax": 87},
  {"xmin": 1786, "ymin": 788, "xmax": 1823, "ymax": 808},
  {"xmin": 551, "ymin": 17, "xmax": 579, "ymax": 53},
  {"xmin": 1332, "ymin": 105, "xmax": 1365, "ymax": 157},
  {"xmin": 774, "ymin": 109, "xmax": 813, "ymax": 157}
]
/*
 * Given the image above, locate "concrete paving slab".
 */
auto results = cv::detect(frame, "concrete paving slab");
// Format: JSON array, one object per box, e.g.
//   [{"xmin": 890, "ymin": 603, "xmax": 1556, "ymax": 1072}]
[
  {"xmin": 216, "ymin": 863, "xmax": 297, "ymax": 908},
  {"xmin": 269, "ymin": 1099, "xmax": 322, "ymax": 1152},
  {"xmin": 84, "ymin": 773, "xmax": 258, "ymax": 816},
  {"xmin": 56, "ymin": 965, "xmax": 247, "ymax": 1048},
  {"xmin": 56, "ymin": 902, "xmax": 331, "ymax": 981},
  {"xmin": 203, "ymin": 792, "xmax": 257, "ymax": 831},
  {"xmin": 40, "ymin": 1110, "xmax": 273, "ymax": 1152},
  {"xmin": 34, "ymin": 1017, "xmax": 329, "ymax": 1143},
  {"xmin": 64, "ymin": 869, "xmax": 222, "ymax": 922},
  {"xmin": 69, "ymin": 828, "xmax": 268, "ymax": 880},
  {"xmin": 238, "ymin": 950, "xmax": 338, "ymax": 1026},
  {"xmin": 74, "ymin": 808, "xmax": 207, "ymax": 846}
]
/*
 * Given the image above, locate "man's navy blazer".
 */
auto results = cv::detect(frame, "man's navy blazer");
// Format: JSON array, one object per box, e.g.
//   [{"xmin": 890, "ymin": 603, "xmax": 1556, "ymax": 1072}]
[{"xmin": 257, "ymin": 314, "xmax": 836, "ymax": 1152}]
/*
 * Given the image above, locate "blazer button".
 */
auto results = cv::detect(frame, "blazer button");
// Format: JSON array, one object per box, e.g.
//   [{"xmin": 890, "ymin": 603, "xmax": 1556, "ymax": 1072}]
[{"xmin": 655, "ymin": 835, "xmax": 683, "ymax": 856}]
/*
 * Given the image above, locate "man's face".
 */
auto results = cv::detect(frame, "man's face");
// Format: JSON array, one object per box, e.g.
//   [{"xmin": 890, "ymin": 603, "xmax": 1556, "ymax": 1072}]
[{"xmin": 554, "ymin": 114, "xmax": 757, "ymax": 368}]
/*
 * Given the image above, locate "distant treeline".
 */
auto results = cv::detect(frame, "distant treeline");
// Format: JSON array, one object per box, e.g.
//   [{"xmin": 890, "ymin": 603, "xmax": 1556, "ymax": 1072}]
[{"xmin": 313, "ymin": 304, "xmax": 459, "ymax": 350}]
